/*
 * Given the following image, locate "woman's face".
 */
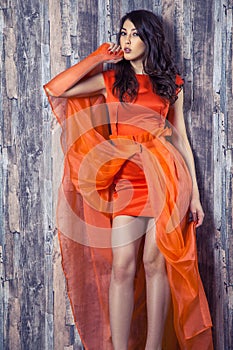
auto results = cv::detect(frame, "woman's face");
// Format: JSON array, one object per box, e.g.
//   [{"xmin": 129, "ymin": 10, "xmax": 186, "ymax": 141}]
[{"xmin": 120, "ymin": 19, "xmax": 146, "ymax": 63}]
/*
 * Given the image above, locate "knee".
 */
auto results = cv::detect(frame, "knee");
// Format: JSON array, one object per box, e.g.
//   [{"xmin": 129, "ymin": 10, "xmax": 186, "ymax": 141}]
[
  {"xmin": 112, "ymin": 260, "xmax": 136, "ymax": 284},
  {"xmin": 143, "ymin": 252, "xmax": 166, "ymax": 278}
]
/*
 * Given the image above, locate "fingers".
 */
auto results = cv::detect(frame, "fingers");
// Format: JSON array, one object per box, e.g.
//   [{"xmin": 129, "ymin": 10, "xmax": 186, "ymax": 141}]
[
  {"xmin": 106, "ymin": 42, "xmax": 123, "ymax": 64},
  {"xmin": 192, "ymin": 210, "xmax": 204, "ymax": 228},
  {"xmin": 107, "ymin": 42, "xmax": 122, "ymax": 55},
  {"xmin": 189, "ymin": 198, "xmax": 205, "ymax": 228},
  {"xmin": 192, "ymin": 211, "xmax": 197, "ymax": 223}
]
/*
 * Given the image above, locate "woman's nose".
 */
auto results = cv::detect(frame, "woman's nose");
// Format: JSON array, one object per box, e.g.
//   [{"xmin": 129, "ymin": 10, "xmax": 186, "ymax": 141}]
[{"xmin": 125, "ymin": 35, "xmax": 131, "ymax": 44}]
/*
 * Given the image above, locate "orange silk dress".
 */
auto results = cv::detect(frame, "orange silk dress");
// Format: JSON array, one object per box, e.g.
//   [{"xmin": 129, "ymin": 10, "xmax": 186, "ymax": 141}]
[
  {"xmin": 44, "ymin": 44, "xmax": 213, "ymax": 350},
  {"xmin": 103, "ymin": 70, "xmax": 182, "ymax": 218}
]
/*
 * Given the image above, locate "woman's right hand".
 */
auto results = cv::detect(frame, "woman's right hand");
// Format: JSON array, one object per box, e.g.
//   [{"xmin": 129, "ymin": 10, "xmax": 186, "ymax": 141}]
[
  {"xmin": 89, "ymin": 42, "xmax": 123, "ymax": 63},
  {"xmin": 106, "ymin": 42, "xmax": 124, "ymax": 63}
]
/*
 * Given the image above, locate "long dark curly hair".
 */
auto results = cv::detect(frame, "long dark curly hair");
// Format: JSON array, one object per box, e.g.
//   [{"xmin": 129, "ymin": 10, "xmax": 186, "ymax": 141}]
[{"xmin": 112, "ymin": 10, "xmax": 180, "ymax": 104}]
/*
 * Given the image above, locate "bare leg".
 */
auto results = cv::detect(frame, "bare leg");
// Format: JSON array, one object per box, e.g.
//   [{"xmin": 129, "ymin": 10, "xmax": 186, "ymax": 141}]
[
  {"xmin": 143, "ymin": 218, "xmax": 170, "ymax": 350},
  {"xmin": 109, "ymin": 215, "xmax": 147, "ymax": 350}
]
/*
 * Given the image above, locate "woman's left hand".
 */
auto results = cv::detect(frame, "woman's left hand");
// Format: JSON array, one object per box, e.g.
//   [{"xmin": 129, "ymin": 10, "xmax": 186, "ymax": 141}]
[{"xmin": 189, "ymin": 197, "xmax": 205, "ymax": 228}]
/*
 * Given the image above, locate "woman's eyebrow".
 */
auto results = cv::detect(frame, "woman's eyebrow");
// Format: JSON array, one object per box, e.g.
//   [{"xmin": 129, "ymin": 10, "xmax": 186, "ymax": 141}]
[{"xmin": 121, "ymin": 27, "xmax": 137, "ymax": 31}]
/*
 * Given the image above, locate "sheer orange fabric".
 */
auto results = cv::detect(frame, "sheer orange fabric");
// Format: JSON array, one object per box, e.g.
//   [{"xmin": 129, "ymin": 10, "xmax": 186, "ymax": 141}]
[{"xmin": 44, "ymin": 43, "xmax": 213, "ymax": 349}]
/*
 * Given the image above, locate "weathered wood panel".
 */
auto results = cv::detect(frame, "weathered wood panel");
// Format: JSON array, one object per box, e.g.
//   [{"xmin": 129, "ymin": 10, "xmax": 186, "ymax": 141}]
[
  {"xmin": 0, "ymin": 0, "xmax": 232, "ymax": 349},
  {"xmin": 1, "ymin": 0, "xmax": 54, "ymax": 349}
]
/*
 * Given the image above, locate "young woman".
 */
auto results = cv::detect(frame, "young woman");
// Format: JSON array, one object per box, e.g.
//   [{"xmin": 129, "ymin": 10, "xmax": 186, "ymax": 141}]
[{"xmin": 45, "ymin": 9, "xmax": 213, "ymax": 350}]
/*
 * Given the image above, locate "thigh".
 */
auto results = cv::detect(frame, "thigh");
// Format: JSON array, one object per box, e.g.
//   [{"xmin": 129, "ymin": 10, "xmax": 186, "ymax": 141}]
[
  {"xmin": 111, "ymin": 215, "xmax": 149, "ymax": 267},
  {"xmin": 143, "ymin": 218, "xmax": 165, "ymax": 267},
  {"xmin": 112, "ymin": 215, "xmax": 148, "ymax": 249}
]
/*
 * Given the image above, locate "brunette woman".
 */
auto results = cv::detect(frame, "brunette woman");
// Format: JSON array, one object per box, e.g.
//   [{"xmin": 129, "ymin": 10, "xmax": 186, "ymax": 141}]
[{"xmin": 45, "ymin": 9, "xmax": 213, "ymax": 350}]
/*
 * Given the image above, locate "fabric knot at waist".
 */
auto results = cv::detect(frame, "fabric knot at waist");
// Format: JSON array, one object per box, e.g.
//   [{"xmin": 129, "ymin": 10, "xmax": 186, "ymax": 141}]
[{"xmin": 109, "ymin": 126, "xmax": 172, "ymax": 153}]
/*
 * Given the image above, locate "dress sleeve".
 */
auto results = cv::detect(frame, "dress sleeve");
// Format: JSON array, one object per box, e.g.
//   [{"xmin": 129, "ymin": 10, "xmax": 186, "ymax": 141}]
[{"xmin": 175, "ymin": 75, "xmax": 184, "ymax": 95}]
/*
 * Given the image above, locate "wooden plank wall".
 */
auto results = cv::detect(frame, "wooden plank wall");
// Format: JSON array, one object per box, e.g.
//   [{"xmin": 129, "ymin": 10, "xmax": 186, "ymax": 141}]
[{"xmin": 0, "ymin": 0, "xmax": 232, "ymax": 349}]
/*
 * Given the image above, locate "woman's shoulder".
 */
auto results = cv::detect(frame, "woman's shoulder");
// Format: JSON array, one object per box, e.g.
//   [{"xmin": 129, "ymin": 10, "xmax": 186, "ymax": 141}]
[
  {"xmin": 103, "ymin": 69, "xmax": 115, "ymax": 79},
  {"xmin": 102, "ymin": 70, "xmax": 116, "ymax": 89},
  {"xmin": 175, "ymin": 74, "xmax": 184, "ymax": 86},
  {"xmin": 175, "ymin": 74, "xmax": 184, "ymax": 95}
]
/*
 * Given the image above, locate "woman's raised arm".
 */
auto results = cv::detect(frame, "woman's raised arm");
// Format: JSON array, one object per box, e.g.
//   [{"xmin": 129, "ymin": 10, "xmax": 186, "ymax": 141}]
[
  {"xmin": 44, "ymin": 42, "xmax": 123, "ymax": 98},
  {"xmin": 48, "ymin": 72, "xmax": 106, "ymax": 98}
]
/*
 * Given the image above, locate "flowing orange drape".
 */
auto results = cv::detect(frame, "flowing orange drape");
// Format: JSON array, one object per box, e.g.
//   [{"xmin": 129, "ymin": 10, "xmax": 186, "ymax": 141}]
[{"xmin": 44, "ymin": 43, "xmax": 213, "ymax": 350}]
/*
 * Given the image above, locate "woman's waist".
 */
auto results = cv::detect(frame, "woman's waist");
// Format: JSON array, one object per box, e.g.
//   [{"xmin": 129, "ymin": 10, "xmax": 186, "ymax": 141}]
[{"xmin": 109, "ymin": 126, "xmax": 172, "ymax": 143}]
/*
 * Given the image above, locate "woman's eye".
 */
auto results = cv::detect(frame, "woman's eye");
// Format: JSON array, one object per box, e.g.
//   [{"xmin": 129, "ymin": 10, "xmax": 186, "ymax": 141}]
[
  {"xmin": 133, "ymin": 32, "xmax": 139, "ymax": 36},
  {"xmin": 120, "ymin": 31, "xmax": 126, "ymax": 36}
]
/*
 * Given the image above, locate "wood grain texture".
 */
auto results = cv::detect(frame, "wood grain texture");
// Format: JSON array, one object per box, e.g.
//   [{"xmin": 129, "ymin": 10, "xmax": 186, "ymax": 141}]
[{"xmin": 0, "ymin": 0, "xmax": 232, "ymax": 349}]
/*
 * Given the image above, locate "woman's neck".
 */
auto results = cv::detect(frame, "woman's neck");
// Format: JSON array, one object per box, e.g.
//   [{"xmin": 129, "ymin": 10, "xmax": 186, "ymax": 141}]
[{"xmin": 130, "ymin": 61, "xmax": 144, "ymax": 74}]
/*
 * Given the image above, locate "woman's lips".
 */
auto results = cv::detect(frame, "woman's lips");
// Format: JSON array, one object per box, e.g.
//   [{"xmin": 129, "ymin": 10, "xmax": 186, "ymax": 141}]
[{"xmin": 124, "ymin": 48, "xmax": 131, "ymax": 54}]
